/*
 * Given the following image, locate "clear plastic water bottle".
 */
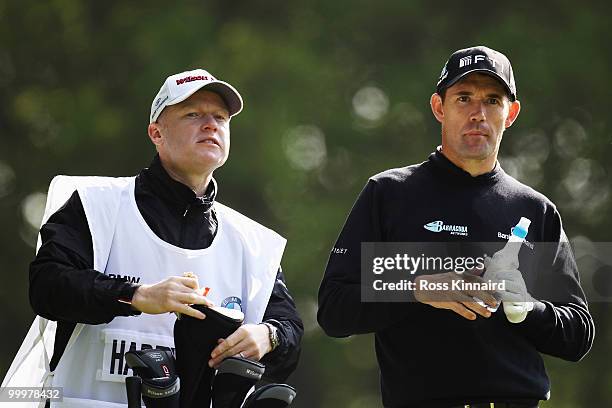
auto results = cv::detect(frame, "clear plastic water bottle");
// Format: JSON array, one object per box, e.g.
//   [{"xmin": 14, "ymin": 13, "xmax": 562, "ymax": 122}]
[{"xmin": 487, "ymin": 217, "xmax": 533, "ymax": 323}]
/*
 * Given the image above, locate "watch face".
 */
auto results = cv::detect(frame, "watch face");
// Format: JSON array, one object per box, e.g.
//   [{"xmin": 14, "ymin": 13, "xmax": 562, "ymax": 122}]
[
  {"xmin": 265, "ymin": 323, "xmax": 279, "ymax": 349},
  {"xmin": 272, "ymin": 328, "xmax": 279, "ymax": 343}
]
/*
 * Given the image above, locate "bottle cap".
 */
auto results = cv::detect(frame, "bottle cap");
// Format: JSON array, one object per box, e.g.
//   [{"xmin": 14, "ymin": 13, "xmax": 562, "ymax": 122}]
[{"xmin": 512, "ymin": 217, "xmax": 531, "ymax": 239}]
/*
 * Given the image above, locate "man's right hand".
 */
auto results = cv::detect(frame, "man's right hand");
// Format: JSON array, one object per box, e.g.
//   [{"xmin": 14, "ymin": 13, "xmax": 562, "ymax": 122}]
[
  {"xmin": 414, "ymin": 271, "xmax": 498, "ymax": 320},
  {"xmin": 131, "ymin": 276, "xmax": 213, "ymax": 320}
]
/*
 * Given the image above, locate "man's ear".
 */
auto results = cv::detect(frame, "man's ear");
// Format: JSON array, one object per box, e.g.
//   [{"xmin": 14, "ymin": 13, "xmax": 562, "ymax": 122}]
[
  {"xmin": 505, "ymin": 100, "xmax": 521, "ymax": 128},
  {"xmin": 147, "ymin": 122, "xmax": 164, "ymax": 147},
  {"xmin": 430, "ymin": 93, "xmax": 444, "ymax": 124}
]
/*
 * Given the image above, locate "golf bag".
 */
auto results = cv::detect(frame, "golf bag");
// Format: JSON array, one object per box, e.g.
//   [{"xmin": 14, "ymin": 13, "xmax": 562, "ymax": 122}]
[{"xmin": 126, "ymin": 304, "xmax": 297, "ymax": 407}]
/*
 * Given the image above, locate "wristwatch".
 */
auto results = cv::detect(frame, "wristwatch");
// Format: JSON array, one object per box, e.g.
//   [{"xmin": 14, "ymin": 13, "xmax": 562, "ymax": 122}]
[{"xmin": 262, "ymin": 322, "xmax": 280, "ymax": 351}]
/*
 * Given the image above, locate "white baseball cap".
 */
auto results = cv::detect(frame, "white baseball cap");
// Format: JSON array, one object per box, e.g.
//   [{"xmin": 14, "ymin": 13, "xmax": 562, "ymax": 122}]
[{"xmin": 150, "ymin": 69, "xmax": 243, "ymax": 123}]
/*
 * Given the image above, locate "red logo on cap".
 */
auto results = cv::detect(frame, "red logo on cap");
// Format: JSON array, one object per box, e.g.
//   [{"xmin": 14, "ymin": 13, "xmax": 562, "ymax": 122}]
[{"xmin": 176, "ymin": 75, "xmax": 215, "ymax": 86}]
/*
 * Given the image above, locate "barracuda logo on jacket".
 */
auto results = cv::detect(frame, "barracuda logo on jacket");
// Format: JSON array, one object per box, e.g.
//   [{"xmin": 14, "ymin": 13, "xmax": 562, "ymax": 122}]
[{"xmin": 424, "ymin": 220, "xmax": 469, "ymax": 236}]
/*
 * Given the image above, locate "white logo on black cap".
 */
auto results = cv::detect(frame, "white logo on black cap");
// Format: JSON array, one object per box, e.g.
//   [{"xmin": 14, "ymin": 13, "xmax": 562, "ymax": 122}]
[
  {"xmin": 439, "ymin": 64, "xmax": 448, "ymax": 81},
  {"xmin": 459, "ymin": 56, "xmax": 472, "ymax": 68},
  {"xmin": 459, "ymin": 54, "xmax": 498, "ymax": 69}
]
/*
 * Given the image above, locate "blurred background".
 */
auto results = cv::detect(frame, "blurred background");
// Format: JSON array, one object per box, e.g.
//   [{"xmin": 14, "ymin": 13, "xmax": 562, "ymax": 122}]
[{"xmin": 1, "ymin": 1, "xmax": 611, "ymax": 407}]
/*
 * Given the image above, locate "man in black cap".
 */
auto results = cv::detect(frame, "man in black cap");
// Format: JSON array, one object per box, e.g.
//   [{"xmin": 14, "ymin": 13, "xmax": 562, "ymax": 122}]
[{"xmin": 318, "ymin": 46, "xmax": 594, "ymax": 407}]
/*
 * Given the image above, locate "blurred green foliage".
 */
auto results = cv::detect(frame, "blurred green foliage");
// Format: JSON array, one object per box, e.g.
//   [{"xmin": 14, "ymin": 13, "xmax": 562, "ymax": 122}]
[{"xmin": 1, "ymin": 1, "xmax": 611, "ymax": 406}]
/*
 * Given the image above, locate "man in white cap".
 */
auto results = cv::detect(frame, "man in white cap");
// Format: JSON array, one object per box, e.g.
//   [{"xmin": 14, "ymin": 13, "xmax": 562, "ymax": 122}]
[{"xmin": 6, "ymin": 69, "xmax": 302, "ymax": 407}]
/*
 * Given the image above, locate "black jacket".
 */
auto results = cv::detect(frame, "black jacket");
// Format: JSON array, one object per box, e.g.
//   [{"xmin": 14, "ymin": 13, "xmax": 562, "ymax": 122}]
[
  {"xmin": 30, "ymin": 155, "xmax": 303, "ymax": 382},
  {"xmin": 318, "ymin": 149, "xmax": 594, "ymax": 408}
]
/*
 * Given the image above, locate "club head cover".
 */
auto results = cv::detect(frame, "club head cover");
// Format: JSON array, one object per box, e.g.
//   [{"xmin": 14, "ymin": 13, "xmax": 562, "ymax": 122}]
[
  {"xmin": 125, "ymin": 349, "xmax": 180, "ymax": 408},
  {"xmin": 212, "ymin": 356, "xmax": 265, "ymax": 408},
  {"xmin": 139, "ymin": 376, "xmax": 180, "ymax": 408},
  {"xmin": 241, "ymin": 384, "xmax": 297, "ymax": 408},
  {"xmin": 125, "ymin": 349, "xmax": 177, "ymax": 379},
  {"xmin": 174, "ymin": 305, "xmax": 244, "ymax": 408}
]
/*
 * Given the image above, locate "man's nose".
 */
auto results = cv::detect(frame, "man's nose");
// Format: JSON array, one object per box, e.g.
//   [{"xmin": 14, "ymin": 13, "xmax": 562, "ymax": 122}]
[
  {"xmin": 201, "ymin": 114, "xmax": 219, "ymax": 131},
  {"xmin": 470, "ymin": 102, "xmax": 486, "ymax": 122}
]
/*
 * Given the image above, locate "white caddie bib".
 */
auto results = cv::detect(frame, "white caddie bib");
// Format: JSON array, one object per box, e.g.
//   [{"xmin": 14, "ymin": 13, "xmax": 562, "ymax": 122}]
[{"xmin": 2, "ymin": 176, "xmax": 286, "ymax": 408}]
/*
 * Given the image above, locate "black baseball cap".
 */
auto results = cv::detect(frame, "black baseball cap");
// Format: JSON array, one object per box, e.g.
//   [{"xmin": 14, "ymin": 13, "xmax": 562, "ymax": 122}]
[{"xmin": 436, "ymin": 46, "xmax": 517, "ymax": 101}]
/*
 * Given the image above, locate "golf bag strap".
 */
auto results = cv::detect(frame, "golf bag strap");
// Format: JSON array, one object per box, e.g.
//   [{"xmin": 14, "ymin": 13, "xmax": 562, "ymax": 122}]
[{"xmin": 41, "ymin": 323, "xmax": 85, "ymax": 400}]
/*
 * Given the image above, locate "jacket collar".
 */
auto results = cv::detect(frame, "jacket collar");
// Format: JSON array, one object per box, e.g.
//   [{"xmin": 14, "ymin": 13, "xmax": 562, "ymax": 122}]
[
  {"xmin": 427, "ymin": 146, "xmax": 503, "ymax": 185},
  {"xmin": 141, "ymin": 155, "xmax": 217, "ymax": 213}
]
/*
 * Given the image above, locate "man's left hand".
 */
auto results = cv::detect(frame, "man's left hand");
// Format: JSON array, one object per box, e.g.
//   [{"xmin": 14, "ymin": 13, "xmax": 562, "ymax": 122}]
[
  {"xmin": 495, "ymin": 268, "xmax": 536, "ymax": 304},
  {"xmin": 483, "ymin": 256, "xmax": 535, "ymax": 303},
  {"xmin": 208, "ymin": 324, "xmax": 271, "ymax": 368}
]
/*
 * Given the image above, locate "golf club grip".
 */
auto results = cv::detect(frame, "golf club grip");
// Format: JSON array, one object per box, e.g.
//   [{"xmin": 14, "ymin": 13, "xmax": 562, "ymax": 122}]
[{"xmin": 126, "ymin": 376, "xmax": 142, "ymax": 408}]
